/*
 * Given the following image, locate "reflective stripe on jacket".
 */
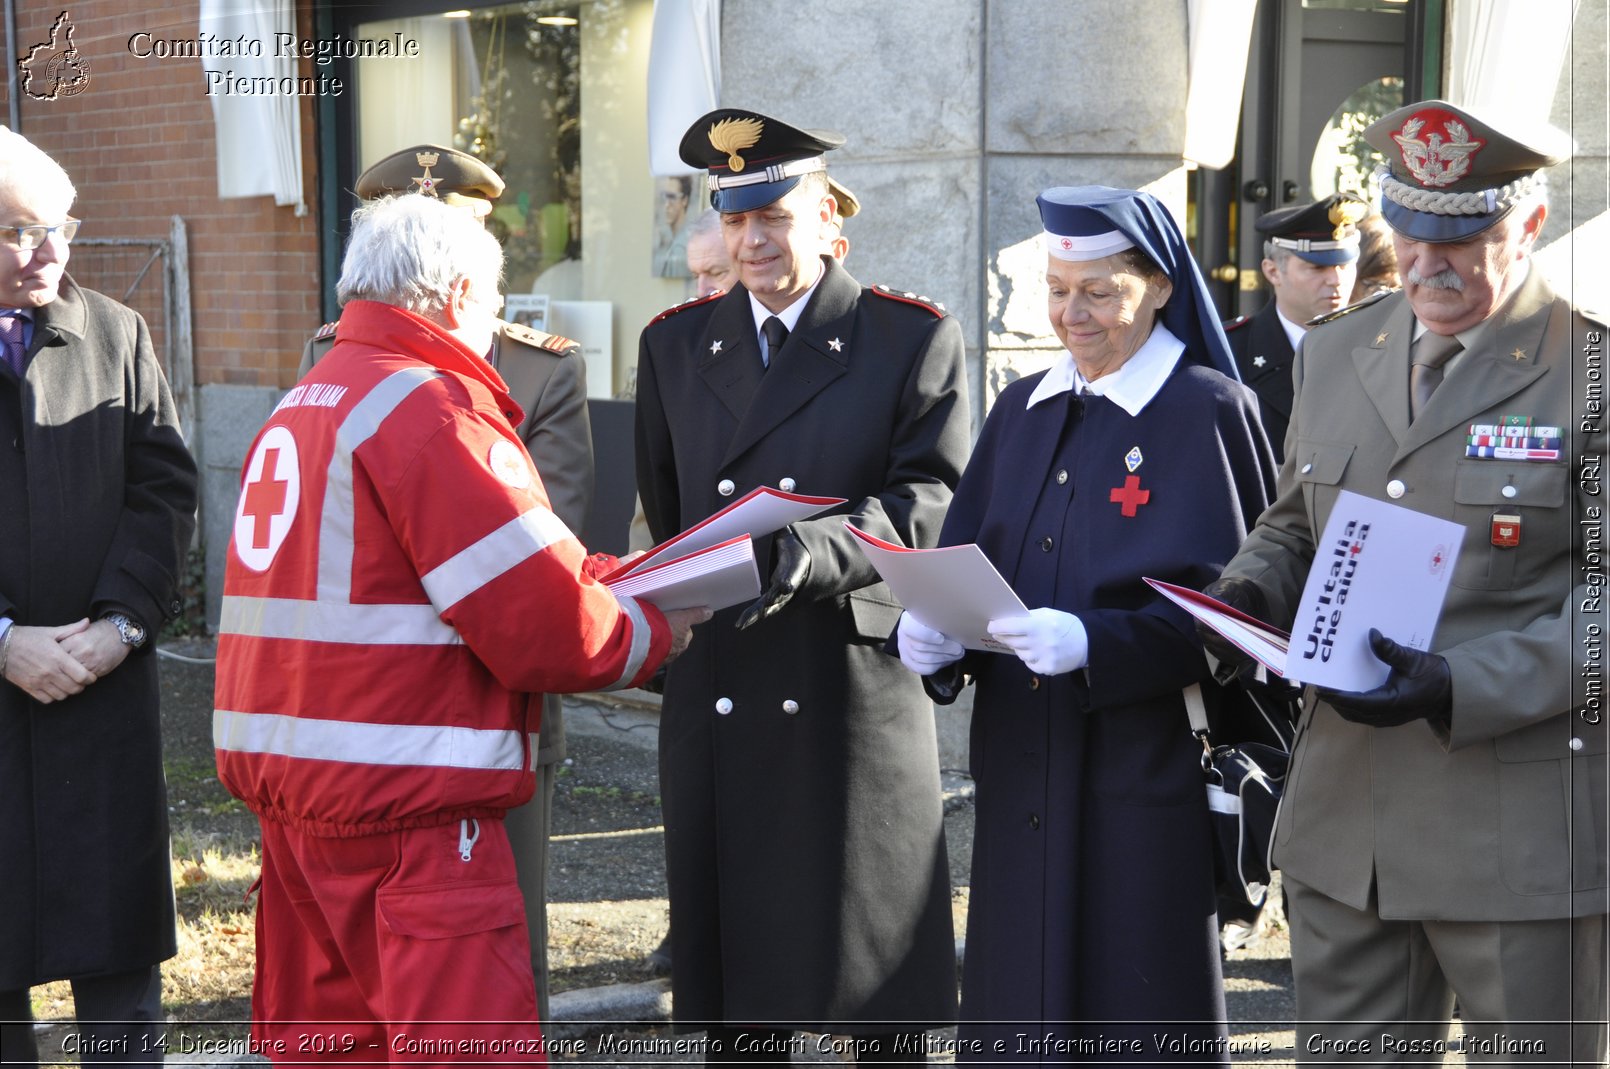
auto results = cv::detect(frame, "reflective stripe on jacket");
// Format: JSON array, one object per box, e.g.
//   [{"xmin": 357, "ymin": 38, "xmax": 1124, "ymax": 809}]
[{"xmin": 215, "ymin": 301, "xmax": 666, "ymax": 836}]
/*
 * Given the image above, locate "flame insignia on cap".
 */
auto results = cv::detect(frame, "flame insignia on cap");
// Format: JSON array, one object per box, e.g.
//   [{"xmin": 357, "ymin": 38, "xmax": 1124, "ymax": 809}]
[
  {"xmin": 412, "ymin": 151, "xmax": 441, "ymax": 197},
  {"xmin": 1328, "ymin": 198, "xmax": 1366, "ymax": 238},
  {"xmin": 1392, "ymin": 113, "xmax": 1485, "ymax": 189},
  {"xmin": 708, "ymin": 117, "xmax": 763, "ymax": 173}
]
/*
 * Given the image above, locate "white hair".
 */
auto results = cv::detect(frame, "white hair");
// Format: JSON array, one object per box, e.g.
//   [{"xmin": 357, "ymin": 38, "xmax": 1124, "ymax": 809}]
[
  {"xmin": 0, "ymin": 126, "xmax": 77, "ymax": 211},
  {"xmin": 336, "ymin": 194, "xmax": 503, "ymax": 317},
  {"xmin": 688, "ymin": 208, "xmax": 722, "ymax": 241}
]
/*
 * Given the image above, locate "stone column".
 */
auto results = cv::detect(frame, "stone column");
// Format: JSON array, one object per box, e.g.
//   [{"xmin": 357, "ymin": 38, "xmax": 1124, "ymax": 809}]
[{"xmin": 981, "ymin": 0, "xmax": 1189, "ymax": 408}]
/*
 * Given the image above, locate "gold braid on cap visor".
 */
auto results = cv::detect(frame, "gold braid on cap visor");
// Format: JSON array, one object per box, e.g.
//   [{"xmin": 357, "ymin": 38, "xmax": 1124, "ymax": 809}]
[{"xmin": 1376, "ymin": 164, "xmax": 1544, "ymax": 217}]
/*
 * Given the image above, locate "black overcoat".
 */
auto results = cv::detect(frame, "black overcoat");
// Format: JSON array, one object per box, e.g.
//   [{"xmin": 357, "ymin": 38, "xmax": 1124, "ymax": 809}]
[
  {"xmin": 635, "ymin": 256, "xmax": 969, "ymax": 1031},
  {"xmin": 932, "ymin": 358, "xmax": 1274, "ymax": 1063},
  {"xmin": 1225, "ymin": 301, "xmax": 1296, "ymax": 461},
  {"xmin": 0, "ymin": 278, "xmax": 197, "ymax": 988}
]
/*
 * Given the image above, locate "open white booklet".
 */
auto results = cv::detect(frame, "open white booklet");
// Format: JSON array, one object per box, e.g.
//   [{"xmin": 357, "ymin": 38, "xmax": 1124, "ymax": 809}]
[
  {"xmin": 1150, "ymin": 490, "xmax": 1464, "ymax": 690},
  {"xmin": 600, "ymin": 486, "xmax": 846, "ymax": 612},
  {"xmin": 845, "ymin": 523, "xmax": 1028, "ymax": 651},
  {"xmin": 601, "ymin": 535, "xmax": 759, "ymax": 612}
]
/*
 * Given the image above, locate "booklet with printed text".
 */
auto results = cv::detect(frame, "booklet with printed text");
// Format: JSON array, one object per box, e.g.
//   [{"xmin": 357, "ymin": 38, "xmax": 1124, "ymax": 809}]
[{"xmin": 1148, "ymin": 491, "xmax": 1464, "ymax": 690}]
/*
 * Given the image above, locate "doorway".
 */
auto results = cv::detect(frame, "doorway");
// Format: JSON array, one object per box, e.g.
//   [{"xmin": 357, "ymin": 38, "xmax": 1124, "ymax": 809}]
[{"xmin": 1197, "ymin": 0, "xmax": 1442, "ymax": 318}]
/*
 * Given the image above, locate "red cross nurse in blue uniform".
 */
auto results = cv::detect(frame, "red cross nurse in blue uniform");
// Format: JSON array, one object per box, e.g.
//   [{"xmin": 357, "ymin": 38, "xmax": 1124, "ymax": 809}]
[{"xmin": 893, "ymin": 186, "xmax": 1277, "ymax": 1062}]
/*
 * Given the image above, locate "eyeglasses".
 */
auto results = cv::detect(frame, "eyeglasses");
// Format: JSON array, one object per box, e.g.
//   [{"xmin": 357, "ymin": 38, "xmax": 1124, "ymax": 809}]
[{"xmin": 1, "ymin": 218, "xmax": 80, "ymax": 251}]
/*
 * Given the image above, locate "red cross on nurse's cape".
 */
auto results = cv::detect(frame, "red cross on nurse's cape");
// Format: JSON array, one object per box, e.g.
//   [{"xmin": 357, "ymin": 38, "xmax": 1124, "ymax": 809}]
[{"xmin": 1109, "ymin": 474, "xmax": 1150, "ymax": 517}]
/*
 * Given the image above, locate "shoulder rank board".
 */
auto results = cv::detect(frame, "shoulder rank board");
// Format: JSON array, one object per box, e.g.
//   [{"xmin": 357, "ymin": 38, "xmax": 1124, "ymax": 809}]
[
  {"xmin": 871, "ymin": 285, "xmax": 946, "ymax": 317},
  {"xmin": 650, "ymin": 290, "xmax": 724, "ymax": 325},
  {"xmin": 502, "ymin": 320, "xmax": 577, "ymax": 355},
  {"xmin": 1307, "ymin": 287, "xmax": 1395, "ymax": 328}
]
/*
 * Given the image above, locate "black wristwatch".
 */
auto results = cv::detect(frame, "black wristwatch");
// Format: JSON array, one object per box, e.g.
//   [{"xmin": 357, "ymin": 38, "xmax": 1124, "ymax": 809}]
[{"xmin": 103, "ymin": 612, "xmax": 147, "ymax": 649}]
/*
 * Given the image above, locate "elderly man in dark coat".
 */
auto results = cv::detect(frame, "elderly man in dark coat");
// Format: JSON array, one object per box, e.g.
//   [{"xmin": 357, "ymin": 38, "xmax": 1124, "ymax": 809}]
[
  {"xmin": 635, "ymin": 110, "xmax": 969, "ymax": 1060},
  {"xmin": 0, "ymin": 127, "xmax": 198, "ymax": 1065}
]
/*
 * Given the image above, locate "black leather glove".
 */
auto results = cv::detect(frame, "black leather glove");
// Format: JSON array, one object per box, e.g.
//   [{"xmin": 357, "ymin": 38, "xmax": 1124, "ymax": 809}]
[
  {"xmin": 1315, "ymin": 628, "xmax": 1452, "ymax": 728},
  {"xmin": 735, "ymin": 527, "xmax": 811, "ymax": 631},
  {"xmin": 639, "ymin": 664, "xmax": 668, "ymax": 695},
  {"xmin": 1196, "ymin": 576, "xmax": 1268, "ymax": 684}
]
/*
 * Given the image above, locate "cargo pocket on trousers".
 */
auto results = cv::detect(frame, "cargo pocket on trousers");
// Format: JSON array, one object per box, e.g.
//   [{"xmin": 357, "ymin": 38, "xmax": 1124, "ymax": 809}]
[
  {"xmin": 378, "ymin": 881, "xmax": 527, "ymax": 939},
  {"xmin": 375, "ymin": 881, "xmax": 538, "ymax": 1026}
]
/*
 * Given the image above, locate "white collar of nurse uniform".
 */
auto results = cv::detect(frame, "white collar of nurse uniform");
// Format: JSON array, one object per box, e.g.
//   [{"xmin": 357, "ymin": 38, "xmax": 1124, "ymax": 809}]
[{"xmin": 1026, "ymin": 322, "xmax": 1185, "ymax": 417}]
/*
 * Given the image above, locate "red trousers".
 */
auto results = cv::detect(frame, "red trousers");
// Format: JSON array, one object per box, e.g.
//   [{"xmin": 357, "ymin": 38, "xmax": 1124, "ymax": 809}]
[{"xmin": 253, "ymin": 818, "xmax": 544, "ymax": 1066}]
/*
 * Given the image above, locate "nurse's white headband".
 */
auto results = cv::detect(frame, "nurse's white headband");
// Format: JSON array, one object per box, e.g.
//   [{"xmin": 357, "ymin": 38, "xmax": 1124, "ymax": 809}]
[{"xmin": 1044, "ymin": 229, "xmax": 1136, "ymax": 261}]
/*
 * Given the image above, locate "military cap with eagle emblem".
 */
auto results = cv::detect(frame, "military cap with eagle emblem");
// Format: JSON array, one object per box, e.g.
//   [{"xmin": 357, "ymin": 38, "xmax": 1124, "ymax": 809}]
[
  {"xmin": 1363, "ymin": 99, "xmax": 1573, "ymax": 243},
  {"xmin": 354, "ymin": 143, "xmax": 505, "ymax": 214},
  {"xmin": 1255, "ymin": 193, "xmax": 1368, "ymax": 266},
  {"xmin": 679, "ymin": 108, "xmax": 852, "ymax": 215}
]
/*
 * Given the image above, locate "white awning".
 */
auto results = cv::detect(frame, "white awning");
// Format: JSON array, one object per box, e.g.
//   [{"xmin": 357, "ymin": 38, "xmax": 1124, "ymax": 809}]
[
  {"xmin": 199, "ymin": 0, "xmax": 306, "ymax": 214},
  {"xmin": 646, "ymin": 0, "xmax": 721, "ymax": 177},
  {"xmin": 1183, "ymin": 0, "xmax": 1258, "ymax": 171},
  {"xmin": 1448, "ymin": 0, "xmax": 1580, "ymax": 130}
]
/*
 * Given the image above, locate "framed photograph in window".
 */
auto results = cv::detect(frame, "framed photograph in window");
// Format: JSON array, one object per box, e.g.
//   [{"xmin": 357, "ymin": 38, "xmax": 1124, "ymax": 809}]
[{"xmin": 503, "ymin": 294, "xmax": 551, "ymax": 333}]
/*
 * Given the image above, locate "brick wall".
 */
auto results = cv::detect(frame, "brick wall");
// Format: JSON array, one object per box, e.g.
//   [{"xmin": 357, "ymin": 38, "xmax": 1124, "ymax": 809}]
[{"xmin": 4, "ymin": 1, "xmax": 322, "ymax": 388}]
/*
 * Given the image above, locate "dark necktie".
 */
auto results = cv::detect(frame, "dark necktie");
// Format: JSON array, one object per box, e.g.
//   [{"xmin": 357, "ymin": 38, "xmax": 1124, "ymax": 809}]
[
  {"xmin": 761, "ymin": 316, "xmax": 789, "ymax": 370},
  {"xmin": 0, "ymin": 313, "xmax": 25, "ymax": 377},
  {"xmin": 1410, "ymin": 332, "xmax": 1462, "ymax": 420}
]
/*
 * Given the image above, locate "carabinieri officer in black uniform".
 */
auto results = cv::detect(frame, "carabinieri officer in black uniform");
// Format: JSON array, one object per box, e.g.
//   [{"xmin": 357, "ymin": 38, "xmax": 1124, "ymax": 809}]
[
  {"xmin": 1225, "ymin": 193, "xmax": 1367, "ymax": 460},
  {"xmin": 635, "ymin": 109, "xmax": 969, "ymax": 1061}
]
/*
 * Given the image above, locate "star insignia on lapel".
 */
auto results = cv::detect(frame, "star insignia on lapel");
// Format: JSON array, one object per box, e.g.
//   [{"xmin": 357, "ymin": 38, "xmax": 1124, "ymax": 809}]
[
  {"xmin": 710, "ymin": 340, "xmax": 723, "ymax": 355},
  {"xmin": 1253, "ymin": 355, "xmax": 1266, "ymax": 368},
  {"xmin": 1511, "ymin": 347, "xmax": 1527, "ymax": 361},
  {"xmin": 1375, "ymin": 330, "xmax": 1390, "ymax": 346},
  {"xmin": 828, "ymin": 337, "xmax": 843, "ymax": 352}
]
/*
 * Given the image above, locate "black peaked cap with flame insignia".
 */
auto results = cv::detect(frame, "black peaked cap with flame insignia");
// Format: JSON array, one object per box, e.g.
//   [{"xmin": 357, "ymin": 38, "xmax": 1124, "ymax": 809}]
[{"xmin": 678, "ymin": 108, "xmax": 847, "ymax": 215}]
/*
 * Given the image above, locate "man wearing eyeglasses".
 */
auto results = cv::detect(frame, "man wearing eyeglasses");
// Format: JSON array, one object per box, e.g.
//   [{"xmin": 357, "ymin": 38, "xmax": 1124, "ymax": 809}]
[{"xmin": 0, "ymin": 126, "xmax": 198, "ymax": 1065}]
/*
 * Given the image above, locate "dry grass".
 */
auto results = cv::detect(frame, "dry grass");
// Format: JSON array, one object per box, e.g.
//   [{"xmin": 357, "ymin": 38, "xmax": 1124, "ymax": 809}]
[{"xmin": 164, "ymin": 846, "xmax": 259, "ymax": 1023}]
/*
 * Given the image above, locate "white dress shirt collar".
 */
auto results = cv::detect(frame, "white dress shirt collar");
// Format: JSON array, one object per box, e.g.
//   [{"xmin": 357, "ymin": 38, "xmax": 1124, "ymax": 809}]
[
  {"xmin": 1026, "ymin": 322, "xmax": 1185, "ymax": 417},
  {"xmin": 748, "ymin": 263, "xmax": 825, "ymax": 343},
  {"xmin": 1274, "ymin": 306, "xmax": 1306, "ymax": 352}
]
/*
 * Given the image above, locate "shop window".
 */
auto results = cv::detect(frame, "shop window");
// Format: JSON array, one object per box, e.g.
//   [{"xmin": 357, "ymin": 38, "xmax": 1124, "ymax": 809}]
[
  {"xmin": 1310, "ymin": 76, "xmax": 1406, "ymax": 201},
  {"xmin": 353, "ymin": 0, "xmax": 688, "ymax": 396}
]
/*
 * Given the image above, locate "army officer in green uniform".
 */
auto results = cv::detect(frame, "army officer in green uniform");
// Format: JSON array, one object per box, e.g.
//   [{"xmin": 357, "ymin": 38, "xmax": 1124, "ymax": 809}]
[
  {"xmin": 1203, "ymin": 100, "xmax": 1606, "ymax": 1064},
  {"xmin": 1224, "ymin": 192, "xmax": 1366, "ymax": 462}
]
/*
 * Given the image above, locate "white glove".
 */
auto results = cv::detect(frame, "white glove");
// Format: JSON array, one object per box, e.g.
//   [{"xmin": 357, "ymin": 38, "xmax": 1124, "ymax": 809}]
[
  {"xmin": 897, "ymin": 611, "xmax": 966, "ymax": 676},
  {"xmin": 987, "ymin": 608, "xmax": 1088, "ymax": 676}
]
